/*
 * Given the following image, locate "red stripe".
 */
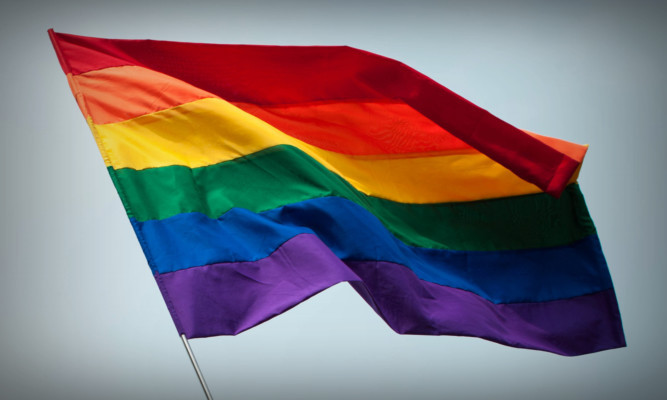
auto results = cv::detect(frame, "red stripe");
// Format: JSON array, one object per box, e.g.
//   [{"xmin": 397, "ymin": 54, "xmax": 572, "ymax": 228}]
[{"xmin": 50, "ymin": 30, "xmax": 581, "ymax": 196}]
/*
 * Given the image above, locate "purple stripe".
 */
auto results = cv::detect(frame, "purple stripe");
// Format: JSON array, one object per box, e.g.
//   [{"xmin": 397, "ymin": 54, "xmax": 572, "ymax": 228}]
[
  {"xmin": 155, "ymin": 234, "xmax": 360, "ymax": 336},
  {"xmin": 347, "ymin": 261, "xmax": 625, "ymax": 356},
  {"xmin": 156, "ymin": 234, "xmax": 625, "ymax": 356}
]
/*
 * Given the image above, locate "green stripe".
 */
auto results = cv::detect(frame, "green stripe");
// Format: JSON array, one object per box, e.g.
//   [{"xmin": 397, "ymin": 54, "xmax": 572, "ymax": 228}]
[{"xmin": 111, "ymin": 145, "xmax": 596, "ymax": 251}]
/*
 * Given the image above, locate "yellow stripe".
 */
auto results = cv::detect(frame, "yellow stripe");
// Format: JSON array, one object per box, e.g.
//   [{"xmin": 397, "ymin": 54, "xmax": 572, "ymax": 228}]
[{"xmin": 93, "ymin": 97, "xmax": 569, "ymax": 203}]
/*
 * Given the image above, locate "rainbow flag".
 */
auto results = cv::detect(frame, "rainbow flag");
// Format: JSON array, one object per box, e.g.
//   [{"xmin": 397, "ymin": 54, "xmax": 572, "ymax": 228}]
[{"xmin": 49, "ymin": 30, "xmax": 625, "ymax": 356}]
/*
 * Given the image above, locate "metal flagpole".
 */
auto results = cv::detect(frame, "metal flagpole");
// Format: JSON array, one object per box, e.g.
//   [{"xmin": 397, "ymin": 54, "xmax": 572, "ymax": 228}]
[{"xmin": 180, "ymin": 334, "xmax": 214, "ymax": 400}]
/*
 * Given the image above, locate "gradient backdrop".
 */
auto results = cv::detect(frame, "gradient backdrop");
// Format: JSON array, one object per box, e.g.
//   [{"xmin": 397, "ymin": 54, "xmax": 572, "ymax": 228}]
[{"xmin": 1, "ymin": 1, "xmax": 665, "ymax": 399}]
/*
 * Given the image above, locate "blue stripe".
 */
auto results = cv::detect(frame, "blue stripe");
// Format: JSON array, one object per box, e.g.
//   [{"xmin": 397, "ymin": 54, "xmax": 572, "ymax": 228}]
[{"xmin": 132, "ymin": 196, "xmax": 612, "ymax": 304}]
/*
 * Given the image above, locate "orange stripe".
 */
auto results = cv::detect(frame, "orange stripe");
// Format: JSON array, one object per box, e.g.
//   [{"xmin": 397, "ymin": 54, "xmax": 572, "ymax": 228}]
[
  {"xmin": 73, "ymin": 65, "xmax": 587, "ymax": 162},
  {"xmin": 75, "ymin": 66, "xmax": 473, "ymax": 154},
  {"xmin": 232, "ymin": 101, "xmax": 474, "ymax": 155},
  {"xmin": 71, "ymin": 66, "xmax": 215, "ymax": 125},
  {"xmin": 525, "ymin": 131, "xmax": 588, "ymax": 163}
]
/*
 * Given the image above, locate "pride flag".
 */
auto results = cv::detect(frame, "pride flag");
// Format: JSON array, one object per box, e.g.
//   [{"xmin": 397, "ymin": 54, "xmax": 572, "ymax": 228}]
[{"xmin": 49, "ymin": 30, "xmax": 625, "ymax": 356}]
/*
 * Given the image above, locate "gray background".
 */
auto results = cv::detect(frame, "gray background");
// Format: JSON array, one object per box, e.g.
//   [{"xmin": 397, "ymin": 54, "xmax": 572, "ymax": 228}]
[{"xmin": 1, "ymin": 0, "xmax": 665, "ymax": 399}]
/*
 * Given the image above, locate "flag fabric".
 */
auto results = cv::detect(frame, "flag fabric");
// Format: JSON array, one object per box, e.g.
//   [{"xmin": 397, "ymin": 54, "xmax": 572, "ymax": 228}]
[{"xmin": 49, "ymin": 30, "xmax": 625, "ymax": 356}]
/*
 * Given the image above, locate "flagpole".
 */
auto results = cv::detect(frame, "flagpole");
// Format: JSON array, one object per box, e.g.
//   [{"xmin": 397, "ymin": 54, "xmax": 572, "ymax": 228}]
[{"xmin": 180, "ymin": 334, "xmax": 214, "ymax": 400}]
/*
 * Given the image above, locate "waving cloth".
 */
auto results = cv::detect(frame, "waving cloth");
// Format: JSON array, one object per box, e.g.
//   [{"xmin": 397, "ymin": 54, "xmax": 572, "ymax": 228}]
[{"xmin": 49, "ymin": 30, "xmax": 625, "ymax": 356}]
